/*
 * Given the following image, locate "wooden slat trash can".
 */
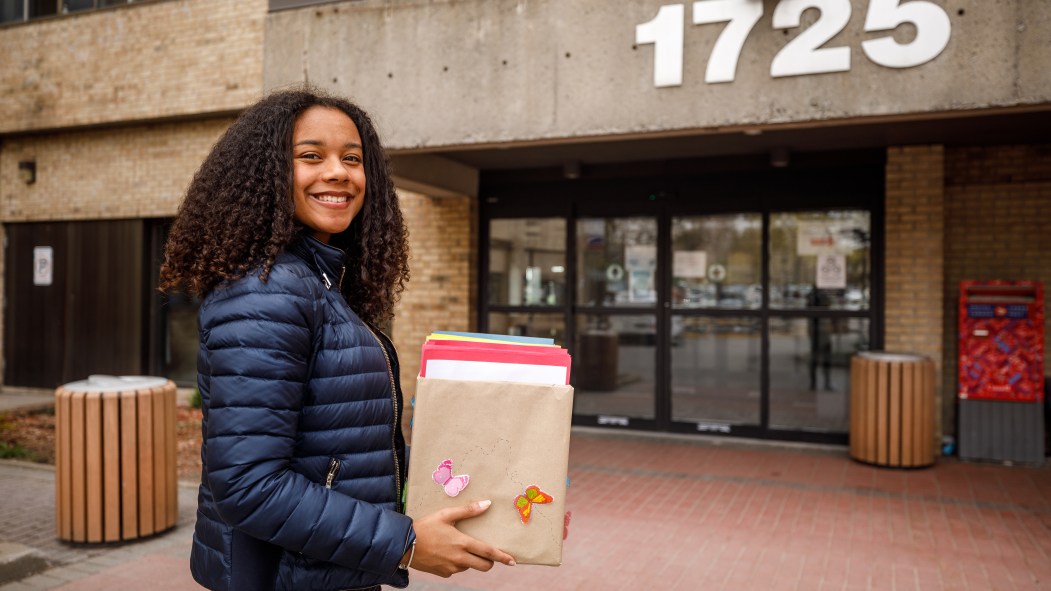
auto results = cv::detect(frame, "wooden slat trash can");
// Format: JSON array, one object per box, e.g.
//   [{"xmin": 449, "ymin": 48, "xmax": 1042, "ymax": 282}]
[
  {"xmin": 850, "ymin": 352, "xmax": 936, "ymax": 468},
  {"xmin": 55, "ymin": 375, "xmax": 178, "ymax": 543}
]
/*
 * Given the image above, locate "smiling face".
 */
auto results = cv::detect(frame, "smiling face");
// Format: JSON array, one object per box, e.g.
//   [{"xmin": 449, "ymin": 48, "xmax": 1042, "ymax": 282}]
[{"xmin": 291, "ymin": 106, "xmax": 367, "ymax": 244}]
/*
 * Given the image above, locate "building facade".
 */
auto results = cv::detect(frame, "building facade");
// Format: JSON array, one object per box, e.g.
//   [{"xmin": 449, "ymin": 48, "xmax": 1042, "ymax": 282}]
[{"xmin": 3, "ymin": 0, "xmax": 1049, "ymax": 449}]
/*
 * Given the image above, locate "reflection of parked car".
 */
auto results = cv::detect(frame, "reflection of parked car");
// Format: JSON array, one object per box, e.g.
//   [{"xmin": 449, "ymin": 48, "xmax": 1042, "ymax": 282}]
[
  {"xmin": 684, "ymin": 284, "xmax": 716, "ymax": 307},
  {"xmin": 716, "ymin": 284, "xmax": 763, "ymax": 309},
  {"xmin": 608, "ymin": 315, "xmax": 685, "ymax": 346},
  {"xmin": 845, "ymin": 288, "xmax": 864, "ymax": 309}
]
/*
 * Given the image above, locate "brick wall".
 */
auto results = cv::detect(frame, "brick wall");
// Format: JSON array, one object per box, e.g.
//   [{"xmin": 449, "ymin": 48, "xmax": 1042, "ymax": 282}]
[
  {"xmin": 1, "ymin": 118, "xmax": 235, "ymax": 222},
  {"xmin": 884, "ymin": 145, "xmax": 946, "ymax": 436},
  {"xmin": 943, "ymin": 144, "xmax": 1051, "ymax": 432},
  {"xmin": 885, "ymin": 143, "xmax": 1051, "ymax": 440},
  {"xmin": 0, "ymin": 0, "xmax": 265, "ymax": 134},
  {"xmin": 392, "ymin": 190, "xmax": 477, "ymax": 440}
]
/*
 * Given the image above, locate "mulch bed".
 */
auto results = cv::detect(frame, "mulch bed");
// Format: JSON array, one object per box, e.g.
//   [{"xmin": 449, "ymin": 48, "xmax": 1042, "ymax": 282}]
[{"xmin": 1, "ymin": 406, "xmax": 203, "ymax": 483}]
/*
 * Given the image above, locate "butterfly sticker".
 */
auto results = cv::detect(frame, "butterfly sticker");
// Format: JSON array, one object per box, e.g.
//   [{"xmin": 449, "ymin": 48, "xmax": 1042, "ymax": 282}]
[
  {"xmin": 514, "ymin": 485, "xmax": 553, "ymax": 524},
  {"xmin": 432, "ymin": 459, "xmax": 470, "ymax": 497}
]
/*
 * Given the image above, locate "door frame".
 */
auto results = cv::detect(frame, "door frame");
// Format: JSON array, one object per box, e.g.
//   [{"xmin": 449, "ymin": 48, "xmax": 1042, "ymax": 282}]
[{"xmin": 479, "ymin": 151, "xmax": 885, "ymax": 443}]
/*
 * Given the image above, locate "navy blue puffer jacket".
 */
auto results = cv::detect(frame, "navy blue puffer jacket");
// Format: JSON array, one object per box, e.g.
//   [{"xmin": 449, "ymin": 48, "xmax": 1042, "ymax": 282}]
[{"xmin": 189, "ymin": 236, "xmax": 414, "ymax": 591}]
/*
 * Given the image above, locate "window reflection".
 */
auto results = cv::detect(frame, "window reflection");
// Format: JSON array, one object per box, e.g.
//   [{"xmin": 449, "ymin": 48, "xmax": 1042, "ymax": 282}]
[
  {"xmin": 28, "ymin": 0, "xmax": 58, "ymax": 18},
  {"xmin": 488, "ymin": 312, "xmax": 565, "ymax": 347},
  {"xmin": 672, "ymin": 214, "xmax": 762, "ymax": 310},
  {"xmin": 768, "ymin": 317, "xmax": 870, "ymax": 432},
  {"xmin": 577, "ymin": 218, "xmax": 658, "ymax": 307},
  {"xmin": 64, "ymin": 0, "xmax": 93, "ymax": 12},
  {"xmin": 573, "ymin": 314, "xmax": 655, "ymax": 420},
  {"xmin": 769, "ymin": 211, "xmax": 871, "ymax": 310},
  {"xmin": 488, "ymin": 219, "xmax": 566, "ymax": 307},
  {"xmin": 162, "ymin": 291, "xmax": 200, "ymax": 387},
  {"xmin": 671, "ymin": 316, "xmax": 761, "ymax": 425},
  {"xmin": 1, "ymin": 0, "xmax": 25, "ymax": 22}
]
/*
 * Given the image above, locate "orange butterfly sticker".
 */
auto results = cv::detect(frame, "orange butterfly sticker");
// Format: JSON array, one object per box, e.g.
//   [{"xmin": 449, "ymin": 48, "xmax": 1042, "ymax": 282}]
[{"xmin": 514, "ymin": 485, "xmax": 553, "ymax": 524}]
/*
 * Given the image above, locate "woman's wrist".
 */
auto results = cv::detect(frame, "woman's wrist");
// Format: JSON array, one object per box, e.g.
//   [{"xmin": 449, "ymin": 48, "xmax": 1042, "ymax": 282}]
[{"xmin": 398, "ymin": 540, "xmax": 416, "ymax": 570}]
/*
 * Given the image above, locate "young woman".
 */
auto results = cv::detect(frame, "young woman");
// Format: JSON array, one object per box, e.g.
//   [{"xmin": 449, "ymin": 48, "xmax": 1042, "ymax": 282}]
[{"xmin": 160, "ymin": 87, "xmax": 514, "ymax": 591}]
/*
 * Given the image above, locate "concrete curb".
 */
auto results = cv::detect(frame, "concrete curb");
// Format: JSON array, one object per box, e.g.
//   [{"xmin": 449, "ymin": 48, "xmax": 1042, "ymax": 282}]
[{"xmin": 0, "ymin": 544, "xmax": 49, "ymax": 587}]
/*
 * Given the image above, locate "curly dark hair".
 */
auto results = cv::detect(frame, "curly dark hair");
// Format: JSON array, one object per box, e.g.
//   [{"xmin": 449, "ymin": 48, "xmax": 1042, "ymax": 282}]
[{"xmin": 159, "ymin": 86, "xmax": 410, "ymax": 325}]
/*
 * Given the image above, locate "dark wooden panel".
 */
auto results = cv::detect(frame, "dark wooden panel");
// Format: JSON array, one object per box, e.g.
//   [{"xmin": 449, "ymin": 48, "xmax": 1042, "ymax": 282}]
[
  {"xmin": 4, "ymin": 220, "xmax": 145, "ymax": 388},
  {"xmin": 62, "ymin": 220, "xmax": 144, "ymax": 382},
  {"xmin": 4, "ymin": 223, "xmax": 68, "ymax": 387}
]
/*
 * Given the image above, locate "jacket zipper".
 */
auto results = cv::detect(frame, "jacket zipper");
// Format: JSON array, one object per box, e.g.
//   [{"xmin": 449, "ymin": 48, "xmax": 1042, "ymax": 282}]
[
  {"xmin": 320, "ymin": 259, "xmax": 401, "ymax": 512},
  {"xmin": 324, "ymin": 458, "xmax": 340, "ymax": 489},
  {"xmin": 366, "ymin": 325, "xmax": 402, "ymax": 513}
]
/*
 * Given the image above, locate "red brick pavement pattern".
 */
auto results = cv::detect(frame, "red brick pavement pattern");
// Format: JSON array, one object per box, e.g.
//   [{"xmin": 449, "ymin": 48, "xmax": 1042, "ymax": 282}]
[
  {"xmin": 412, "ymin": 432, "xmax": 1051, "ymax": 591},
  {"xmin": 3, "ymin": 431, "xmax": 1050, "ymax": 590}
]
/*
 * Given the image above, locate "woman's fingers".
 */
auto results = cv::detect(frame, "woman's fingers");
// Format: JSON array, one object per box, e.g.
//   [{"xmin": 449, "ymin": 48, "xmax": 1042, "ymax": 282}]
[
  {"xmin": 463, "ymin": 537, "xmax": 516, "ymax": 566},
  {"xmin": 442, "ymin": 500, "xmax": 517, "ymax": 566},
  {"xmin": 410, "ymin": 500, "xmax": 516, "ymax": 576},
  {"xmin": 440, "ymin": 499, "xmax": 493, "ymax": 524}
]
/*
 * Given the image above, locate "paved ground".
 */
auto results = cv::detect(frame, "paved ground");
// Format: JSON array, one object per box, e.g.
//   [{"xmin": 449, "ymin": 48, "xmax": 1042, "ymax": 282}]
[{"xmin": 2, "ymin": 404, "xmax": 1050, "ymax": 590}]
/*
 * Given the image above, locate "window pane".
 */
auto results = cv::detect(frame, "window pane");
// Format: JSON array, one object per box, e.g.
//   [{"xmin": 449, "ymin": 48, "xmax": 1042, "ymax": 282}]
[
  {"xmin": 99, "ymin": 0, "xmax": 128, "ymax": 6},
  {"xmin": 671, "ymin": 316, "xmax": 760, "ymax": 426},
  {"xmin": 28, "ymin": 0, "xmax": 58, "ymax": 18},
  {"xmin": 1, "ymin": 0, "xmax": 25, "ymax": 23},
  {"xmin": 769, "ymin": 211, "xmax": 871, "ymax": 310},
  {"xmin": 163, "ymin": 292, "xmax": 201, "ymax": 386},
  {"xmin": 768, "ymin": 316, "xmax": 870, "ymax": 432},
  {"xmin": 577, "ymin": 217, "xmax": 657, "ymax": 307},
  {"xmin": 488, "ymin": 219, "xmax": 565, "ymax": 307},
  {"xmin": 487, "ymin": 312, "xmax": 565, "ymax": 347},
  {"xmin": 573, "ymin": 314, "xmax": 655, "ymax": 420},
  {"xmin": 672, "ymin": 214, "xmax": 762, "ymax": 310},
  {"xmin": 63, "ymin": 0, "xmax": 93, "ymax": 13}
]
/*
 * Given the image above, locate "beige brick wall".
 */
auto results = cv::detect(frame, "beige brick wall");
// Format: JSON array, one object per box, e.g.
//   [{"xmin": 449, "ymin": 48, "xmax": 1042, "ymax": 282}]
[
  {"xmin": 392, "ymin": 190, "xmax": 477, "ymax": 440},
  {"xmin": 1, "ymin": 118, "xmax": 235, "ymax": 222},
  {"xmin": 885, "ymin": 143, "xmax": 1051, "ymax": 440},
  {"xmin": 884, "ymin": 145, "xmax": 946, "ymax": 436},
  {"xmin": 0, "ymin": 0, "xmax": 265, "ymax": 134},
  {"xmin": 943, "ymin": 144, "xmax": 1051, "ymax": 425}
]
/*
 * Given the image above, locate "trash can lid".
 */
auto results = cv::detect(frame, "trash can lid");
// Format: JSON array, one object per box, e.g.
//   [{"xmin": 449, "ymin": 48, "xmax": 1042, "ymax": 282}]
[
  {"xmin": 62, "ymin": 375, "xmax": 169, "ymax": 393},
  {"xmin": 856, "ymin": 351, "xmax": 927, "ymax": 362}
]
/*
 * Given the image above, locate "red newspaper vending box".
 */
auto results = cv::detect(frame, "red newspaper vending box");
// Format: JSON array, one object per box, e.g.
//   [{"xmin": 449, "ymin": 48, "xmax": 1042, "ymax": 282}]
[{"xmin": 958, "ymin": 280, "xmax": 1045, "ymax": 464}]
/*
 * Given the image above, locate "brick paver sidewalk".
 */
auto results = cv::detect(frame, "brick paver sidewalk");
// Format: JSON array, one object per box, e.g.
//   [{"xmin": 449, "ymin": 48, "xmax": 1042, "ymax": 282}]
[{"xmin": 3, "ymin": 431, "xmax": 1050, "ymax": 590}]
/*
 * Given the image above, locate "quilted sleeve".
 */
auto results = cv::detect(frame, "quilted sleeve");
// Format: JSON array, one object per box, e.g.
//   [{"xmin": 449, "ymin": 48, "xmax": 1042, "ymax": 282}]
[{"xmin": 199, "ymin": 267, "xmax": 413, "ymax": 576}]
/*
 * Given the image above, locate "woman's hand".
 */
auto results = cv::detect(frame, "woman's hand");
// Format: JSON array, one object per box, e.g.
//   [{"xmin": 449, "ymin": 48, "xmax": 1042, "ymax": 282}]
[{"xmin": 408, "ymin": 500, "xmax": 516, "ymax": 577}]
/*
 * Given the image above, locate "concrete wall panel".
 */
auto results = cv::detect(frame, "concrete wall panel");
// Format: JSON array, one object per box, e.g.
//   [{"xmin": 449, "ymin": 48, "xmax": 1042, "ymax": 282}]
[{"xmin": 265, "ymin": 0, "xmax": 1051, "ymax": 151}]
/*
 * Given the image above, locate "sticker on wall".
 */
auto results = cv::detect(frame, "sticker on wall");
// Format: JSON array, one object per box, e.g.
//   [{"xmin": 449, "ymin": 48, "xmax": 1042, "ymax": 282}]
[
  {"xmin": 432, "ymin": 459, "xmax": 470, "ymax": 497},
  {"xmin": 514, "ymin": 485, "xmax": 553, "ymax": 524}
]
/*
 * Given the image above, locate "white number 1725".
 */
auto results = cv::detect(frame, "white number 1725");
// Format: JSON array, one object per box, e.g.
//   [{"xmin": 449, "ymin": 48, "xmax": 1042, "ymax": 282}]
[{"xmin": 636, "ymin": 0, "xmax": 952, "ymax": 87}]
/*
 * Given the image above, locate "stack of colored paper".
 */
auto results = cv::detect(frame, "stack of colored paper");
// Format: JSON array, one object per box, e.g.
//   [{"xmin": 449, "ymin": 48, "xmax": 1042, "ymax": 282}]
[
  {"xmin": 419, "ymin": 331, "xmax": 571, "ymax": 385},
  {"xmin": 406, "ymin": 331, "xmax": 574, "ymax": 566}
]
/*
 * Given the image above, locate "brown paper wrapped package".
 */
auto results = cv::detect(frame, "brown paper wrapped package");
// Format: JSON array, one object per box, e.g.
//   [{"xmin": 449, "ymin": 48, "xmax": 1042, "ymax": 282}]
[{"xmin": 405, "ymin": 377, "xmax": 574, "ymax": 566}]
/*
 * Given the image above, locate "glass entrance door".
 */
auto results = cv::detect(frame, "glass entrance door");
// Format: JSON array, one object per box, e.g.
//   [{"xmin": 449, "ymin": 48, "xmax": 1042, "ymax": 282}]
[
  {"xmin": 481, "ymin": 164, "xmax": 881, "ymax": 444},
  {"xmin": 573, "ymin": 216, "xmax": 658, "ymax": 424},
  {"xmin": 669, "ymin": 214, "xmax": 763, "ymax": 431},
  {"xmin": 766, "ymin": 210, "xmax": 872, "ymax": 434}
]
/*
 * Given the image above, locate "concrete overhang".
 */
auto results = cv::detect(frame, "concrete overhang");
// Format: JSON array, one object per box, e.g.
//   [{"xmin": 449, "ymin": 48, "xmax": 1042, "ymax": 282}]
[
  {"xmin": 391, "ymin": 154, "xmax": 479, "ymax": 198},
  {"xmin": 393, "ymin": 106, "xmax": 1051, "ymax": 173}
]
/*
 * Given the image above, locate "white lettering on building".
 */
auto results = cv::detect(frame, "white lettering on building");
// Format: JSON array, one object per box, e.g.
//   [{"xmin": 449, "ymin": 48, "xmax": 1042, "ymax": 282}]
[{"xmin": 636, "ymin": 0, "xmax": 952, "ymax": 87}]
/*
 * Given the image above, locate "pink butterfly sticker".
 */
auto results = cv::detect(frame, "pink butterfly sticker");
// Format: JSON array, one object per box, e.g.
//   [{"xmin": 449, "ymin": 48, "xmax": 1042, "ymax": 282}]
[{"xmin": 432, "ymin": 459, "xmax": 470, "ymax": 497}]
